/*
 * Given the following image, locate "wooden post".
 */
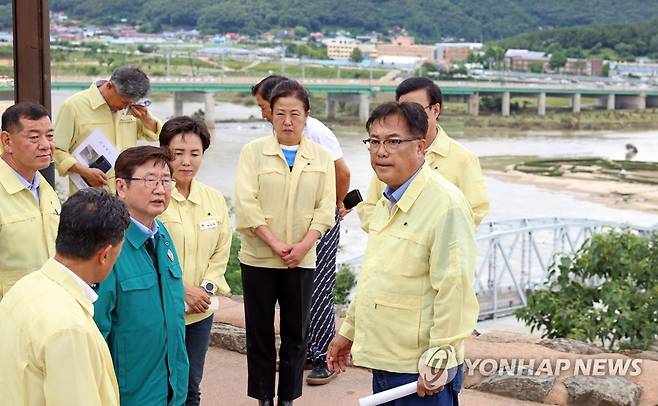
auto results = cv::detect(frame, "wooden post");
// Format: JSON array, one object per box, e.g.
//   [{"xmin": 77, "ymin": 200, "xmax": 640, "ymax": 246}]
[{"xmin": 12, "ymin": 0, "xmax": 55, "ymax": 187}]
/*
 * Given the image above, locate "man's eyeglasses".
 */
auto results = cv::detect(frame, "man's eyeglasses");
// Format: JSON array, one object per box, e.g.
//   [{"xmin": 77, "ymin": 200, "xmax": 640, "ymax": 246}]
[
  {"xmin": 124, "ymin": 177, "xmax": 175, "ymax": 190},
  {"xmin": 362, "ymin": 137, "xmax": 422, "ymax": 153}
]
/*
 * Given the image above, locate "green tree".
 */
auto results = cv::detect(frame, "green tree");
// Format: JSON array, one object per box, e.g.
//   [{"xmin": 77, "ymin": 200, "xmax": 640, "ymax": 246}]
[
  {"xmin": 293, "ymin": 25, "xmax": 309, "ymax": 39},
  {"xmin": 350, "ymin": 47, "xmax": 364, "ymax": 63},
  {"xmin": 516, "ymin": 231, "xmax": 658, "ymax": 350},
  {"xmin": 483, "ymin": 44, "xmax": 505, "ymax": 70},
  {"xmin": 528, "ymin": 61, "xmax": 544, "ymax": 73},
  {"xmin": 549, "ymin": 50, "xmax": 567, "ymax": 71},
  {"xmin": 601, "ymin": 62, "xmax": 610, "ymax": 77}
]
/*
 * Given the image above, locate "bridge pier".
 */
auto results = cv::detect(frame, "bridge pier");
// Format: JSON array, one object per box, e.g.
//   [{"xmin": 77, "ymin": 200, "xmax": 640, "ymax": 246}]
[
  {"xmin": 174, "ymin": 91, "xmax": 184, "ymax": 116},
  {"xmin": 326, "ymin": 92, "xmax": 370, "ymax": 122},
  {"xmin": 326, "ymin": 93, "xmax": 337, "ymax": 120},
  {"xmin": 466, "ymin": 93, "xmax": 480, "ymax": 116},
  {"xmin": 359, "ymin": 93, "xmax": 370, "ymax": 123},
  {"xmin": 571, "ymin": 93, "xmax": 581, "ymax": 113},
  {"xmin": 617, "ymin": 94, "xmax": 647, "ymax": 110},
  {"xmin": 204, "ymin": 92, "xmax": 215, "ymax": 128},
  {"xmin": 607, "ymin": 94, "xmax": 615, "ymax": 110},
  {"xmin": 647, "ymin": 95, "xmax": 658, "ymax": 108},
  {"xmin": 501, "ymin": 92, "xmax": 510, "ymax": 116},
  {"xmin": 537, "ymin": 92, "xmax": 546, "ymax": 116},
  {"xmin": 172, "ymin": 91, "xmax": 216, "ymax": 131}
]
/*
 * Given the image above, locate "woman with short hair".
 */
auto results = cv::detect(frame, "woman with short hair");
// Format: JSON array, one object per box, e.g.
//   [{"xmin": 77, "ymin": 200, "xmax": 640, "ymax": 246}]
[{"xmin": 159, "ymin": 116, "xmax": 232, "ymax": 406}]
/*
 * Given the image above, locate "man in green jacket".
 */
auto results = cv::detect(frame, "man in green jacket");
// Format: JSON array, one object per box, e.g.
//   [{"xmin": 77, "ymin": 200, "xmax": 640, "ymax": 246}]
[{"xmin": 94, "ymin": 145, "xmax": 188, "ymax": 405}]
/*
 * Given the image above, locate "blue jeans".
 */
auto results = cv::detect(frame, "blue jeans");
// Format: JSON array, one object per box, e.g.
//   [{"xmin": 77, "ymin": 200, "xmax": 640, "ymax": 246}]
[
  {"xmin": 372, "ymin": 364, "xmax": 463, "ymax": 406},
  {"xmin": 185, "ymin": 315, "xmax": 213, "ymax": 406}
]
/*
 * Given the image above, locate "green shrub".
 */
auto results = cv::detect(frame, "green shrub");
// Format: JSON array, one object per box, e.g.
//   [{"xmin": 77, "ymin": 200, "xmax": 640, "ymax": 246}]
[
  {"xmin": 333, "ymin": 264, "xmax": 356, "ymax": 305},
  {"xmin": 225, "ymin": 232, "xmax": 242, "ymax": 295},
  {"xmin": 516, "ymin": 230, "xmax": 658, "ymax": 350}
]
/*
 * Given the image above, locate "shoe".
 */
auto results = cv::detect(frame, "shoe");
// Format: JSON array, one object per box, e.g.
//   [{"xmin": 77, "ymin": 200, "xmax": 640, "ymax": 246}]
[
  {"xmin": 258, "ymin": 399, "xmax": 274, "ymax": 406},
  {"xmin": 277, "ymin": 400, "xmax": 292, "ymax": 406},
  {"xmin": 306, "ymin": 360, "xmax": 337, "ymax": 385}
]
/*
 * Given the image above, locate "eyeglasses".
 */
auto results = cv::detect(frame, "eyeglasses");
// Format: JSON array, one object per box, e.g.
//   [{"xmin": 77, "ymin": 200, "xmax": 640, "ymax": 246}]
[
  {"xmin": 124, "ymin": 177, "xmax": 175, "ymax": 190},
  {"xmin": 362, "ymin": 137, "xmax": 422, "ymax": 153}
]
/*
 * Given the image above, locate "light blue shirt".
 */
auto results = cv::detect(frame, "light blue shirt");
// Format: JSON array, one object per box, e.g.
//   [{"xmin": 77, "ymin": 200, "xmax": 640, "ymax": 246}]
[
  {"xmin": 281, "ymin": 144, "xmax": 299, "ymax": 168},
  {"xmin": 383, "ymin": 165, "xmax": 423, "ymax": 208},
  {"xmin": 12, "ymin": 170, "xmax": 40, "ymax": 204},
  {"xmin": 130, "ymin": 217, "xmax": 159, "ymax": 239}
]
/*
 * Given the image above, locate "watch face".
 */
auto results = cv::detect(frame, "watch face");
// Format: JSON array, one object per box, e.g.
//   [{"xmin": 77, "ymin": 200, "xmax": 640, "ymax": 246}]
[{"xmin": 204, "ymin": 282, "xmax": 215, "ymax": 292}]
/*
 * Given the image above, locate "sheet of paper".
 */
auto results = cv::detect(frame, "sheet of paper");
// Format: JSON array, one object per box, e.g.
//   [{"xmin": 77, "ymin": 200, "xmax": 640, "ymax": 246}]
[
  {"xmin": 358, "ymin": 382, "xmax": 417, "ymax": 406},
  {"xmin": 70, "ymin": 129, "xmax": 119, "ymax": 189}
]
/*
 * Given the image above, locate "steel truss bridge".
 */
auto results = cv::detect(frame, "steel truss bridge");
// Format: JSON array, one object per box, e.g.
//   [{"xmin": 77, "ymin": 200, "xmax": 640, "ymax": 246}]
[{"xmin": 341, "ymin": 217, "xmax": 654, "ymax": 320}]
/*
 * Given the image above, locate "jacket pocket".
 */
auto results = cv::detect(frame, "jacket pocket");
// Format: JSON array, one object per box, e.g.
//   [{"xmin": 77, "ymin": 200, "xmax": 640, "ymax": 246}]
[
  {"xmin": 365, "ymin": 293, "xmax": 422, "ymax": 357},
  {"xmin": 119, "ymin": 273, "xmax": 157, "ymax": 291},
  {"xmin": 380, "ymin": 229, "xmax": 428, "ymax": 278},
  {"xmin": 167, "ymin": 264, "xmax": 182, "ymax": 279}
]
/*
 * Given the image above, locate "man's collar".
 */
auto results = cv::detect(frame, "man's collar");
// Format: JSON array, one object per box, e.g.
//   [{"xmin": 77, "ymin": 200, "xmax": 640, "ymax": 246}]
[
  {"xmin": 395, "ymin": 164, "xmax": 431, "ymax": 213},
  {"xmin": 0, "ymin": 157, "xmax": 39, "ymax": 195},
  {"xmin": 41, "ymin": 258, "xmax": 96, "ymax": 315},
  {"xmin": 426, "ymin": 125, "xmax": 450, "ymax": 158},
  {"xmin": 88, "ymin": 82, "xmax": 109, "ymax": 110},
  {"xmin": 127, "ymin": 217, "xmax": 160, "ymax": 249},
  {"xmin": 383, "ymin": 164, "xmax": 423, "ymax": 208}
]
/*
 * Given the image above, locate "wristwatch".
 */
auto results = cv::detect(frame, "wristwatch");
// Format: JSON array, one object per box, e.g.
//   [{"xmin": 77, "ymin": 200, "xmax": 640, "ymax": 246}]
[{"xmin": 201, "ymin": 280, "xmax": 217, "ymax": 295}]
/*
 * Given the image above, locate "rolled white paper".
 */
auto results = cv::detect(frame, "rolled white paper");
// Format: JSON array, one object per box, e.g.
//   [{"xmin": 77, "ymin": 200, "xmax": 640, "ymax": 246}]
[{"xmin": 358, "ymin": 382, "xmax": 417, "ymax": 406}]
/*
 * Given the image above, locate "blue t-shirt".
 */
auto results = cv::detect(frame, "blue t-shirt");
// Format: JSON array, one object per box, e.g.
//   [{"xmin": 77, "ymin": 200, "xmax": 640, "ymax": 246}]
[{"xmin": 281, "ymin": 145, "xmax": 299, "ymax": 169}]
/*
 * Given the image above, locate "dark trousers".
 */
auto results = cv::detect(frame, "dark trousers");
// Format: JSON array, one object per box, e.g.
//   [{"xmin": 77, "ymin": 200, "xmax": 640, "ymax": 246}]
[
  {"xmin": 241, "ymin": 263, "xmax": 315, "ymax": 401},
  {"xmin": 185, "ymin": 315, "xmax": 213, "ymax": 406},
  {"xmin": 307, "ymin": 211, "xmax": 340, "ymax": 363},
  {"xmin": 372, "ymin": 365, "xmax": 463, "ymax": 406}
]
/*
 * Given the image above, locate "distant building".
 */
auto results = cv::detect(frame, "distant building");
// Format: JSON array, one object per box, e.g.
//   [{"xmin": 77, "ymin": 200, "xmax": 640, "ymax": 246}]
[
  {"xmin": 260, "ymin": 32, "xmax": 275, "ymax": 42},
  {"xmin": 504, "ymin": 49, "xmax": 549, "ymax": 72},
  {"xmin": 324, "ymin": 36, "xmax": 375, "ymax": 61},
  {"xmin": 505, "ymin": 49, "xmax": 603, "ymax": 76},
  {"xmin": 611, "ymin": 61, "xmax": 658, "ymax": 78},
  {"xmin": 376, "ymin": 35, "xmax": 437, "ymax": 63},
  {"xmin": 436, "ymin": 42, "xmax": 482, "ymax": 64},
  {"xmin": 562, "ymin": 58, "xmax": 603, "ymax": 76},
  {"xmin": 309, "ymin": 32, "xmax": 324, "ymax": 41}
]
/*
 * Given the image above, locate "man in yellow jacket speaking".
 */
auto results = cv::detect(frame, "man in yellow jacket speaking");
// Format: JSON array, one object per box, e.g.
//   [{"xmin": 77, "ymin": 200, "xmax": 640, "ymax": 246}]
[
  {"xmin": 357, "ymin": 77, "xmax": 489, "ymax": 230},
  {"xmin": 327, "ymin": 102, "xmax": 479, "ymax": 405},
  {"xmin": 0, "ymin": 188, "xmax": 131, "ymax": 406}
]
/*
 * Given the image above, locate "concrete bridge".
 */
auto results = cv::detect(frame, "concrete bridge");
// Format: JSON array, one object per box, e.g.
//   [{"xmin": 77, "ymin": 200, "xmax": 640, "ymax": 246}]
[{"xmin": 2, "ymin": 77, "xmax": 657, "ymax": 123}]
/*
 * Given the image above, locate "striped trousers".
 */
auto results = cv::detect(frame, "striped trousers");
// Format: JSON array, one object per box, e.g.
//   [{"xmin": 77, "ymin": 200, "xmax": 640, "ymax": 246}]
[{"xmin": 306, "ymin": 211, "xmax": 340, "ymax": 363}]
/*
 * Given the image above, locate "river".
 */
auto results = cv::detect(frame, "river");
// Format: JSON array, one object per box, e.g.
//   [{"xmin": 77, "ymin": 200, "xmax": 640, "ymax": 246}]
[{"xmin": 51, "ymin": 91, "xmax": 658, "ymax": 264}]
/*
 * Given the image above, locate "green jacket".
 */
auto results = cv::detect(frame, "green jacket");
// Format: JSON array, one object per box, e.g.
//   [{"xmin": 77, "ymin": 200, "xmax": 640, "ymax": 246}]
[{"xmin": 94, "ymin": 220, "xmax": 189, "ymax": 406}]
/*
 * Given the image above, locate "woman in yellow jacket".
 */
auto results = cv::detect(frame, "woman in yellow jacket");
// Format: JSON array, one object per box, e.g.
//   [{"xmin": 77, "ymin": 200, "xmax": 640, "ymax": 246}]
[
  {"xmin": 235, "ymin": 80, "xmax": 336, "ymax": 406},
  {"xmin": 158, "ymin": 116, "xmax": 232, "ymax": 406}
]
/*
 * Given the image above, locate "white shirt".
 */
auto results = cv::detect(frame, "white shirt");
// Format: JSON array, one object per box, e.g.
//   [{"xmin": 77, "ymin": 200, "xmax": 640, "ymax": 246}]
[
  {"xmin": 304, "ymin": 116, "xmax": 343, "ymax": 160},
  {"xmin": 131, "ymin": 217, "xmax": 159, "ymax": 239},
  {"xmin": 55, "ymin": 259, "xmax": 99, "ymax": 303}
]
